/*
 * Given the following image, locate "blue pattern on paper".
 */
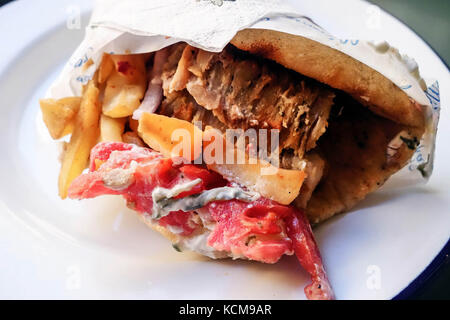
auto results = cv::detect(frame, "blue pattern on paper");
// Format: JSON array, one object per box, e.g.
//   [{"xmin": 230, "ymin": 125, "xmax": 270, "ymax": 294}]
[
  {"xmin": 73, "ymin": 47, "xmax": 94, "ymax": 69},
  {"xmin": 74, "ymin": 54, "xmax": 88, "ymax": 68},
  {"xmin": 407, "ymin": 81, "xmax": 440, "ymax": 177},
  {"xmin": 76, "ymin": 75, "xmax": 92, "ymax": 84},
  {"xmin": 280, "ymin": 15, "xmax": 362, "ymax": 45},
  {"xmin": 424, "ymin": 81, "xmax": 440, "ymax": 109},
  {"xmin": 282, "ymin": 15, "xmax": 336, "ymax": 41},
  {"xmin": 339, "ymin": 39, "xmax": 359, "ymax": 46}
]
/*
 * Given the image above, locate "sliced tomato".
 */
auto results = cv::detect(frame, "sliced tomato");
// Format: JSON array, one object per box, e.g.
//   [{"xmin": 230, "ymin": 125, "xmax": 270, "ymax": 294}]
[
  {"xmin": 285, "ymin": 212, "xmax": 335, "ymax": 300},
  {"xmin": 206, "ymin": 198, "xmax": 334, "ymax": 300},
  {"xmin": 68, "ymin": 142, "xmax": 334, "ymax": 300},
  {"xmin": 70, "ymin": 142, "xmax": 212, "ymax": 236},
  {"xmin": 158, "ymin": 210, "xmax": 198, "ymax": 236},
  {"xmin": 205, "ymin": 198, "xmax": 293, "ymax": 263},
  {"xmin": 177, "ymin": 164, "xmax": 227, "ymax": 198},
  {"xmin": 89, "ymin": 141, "xmax": 135, "ymax": 171}
]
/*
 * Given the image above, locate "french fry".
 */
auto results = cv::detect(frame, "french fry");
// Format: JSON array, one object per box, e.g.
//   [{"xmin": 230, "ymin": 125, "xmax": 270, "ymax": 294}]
[
  {"xmin": 40, "ymin": 97, "xmax": 81, "ymax": 139},
  {"xmin": 82, "ymin": 58, "xmax": 94, "ymax": 71},
  {"xmin": 138, "ymin": 112, "xmax": 203, "ymax": 162},
  {"xmin": 102, "ymin": 54, "xmax": 147, "ymax": 118},
  {"xmin": 98, "ymin": 54, "xmax": 114, "ymax": 84},
  {"xmin": 58, "ymin": 80, "xmax": 101, "ymax": 199},
  {"xmin": 100, "ymin": 114, "xmax": 126, "ymax": 142},
  {"xmin": 208, "ymin": 160, "xmax": 306, "ymax": 205}
]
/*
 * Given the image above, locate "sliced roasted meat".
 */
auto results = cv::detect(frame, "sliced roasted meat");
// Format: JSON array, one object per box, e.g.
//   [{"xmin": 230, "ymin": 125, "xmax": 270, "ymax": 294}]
[
  {"xmin": 158, "ymin": 89, "xmax": 227, "ymax": 132},
  {"xmin": 161, "ymin": 43, "xmax": 334, "ymax": 159}
]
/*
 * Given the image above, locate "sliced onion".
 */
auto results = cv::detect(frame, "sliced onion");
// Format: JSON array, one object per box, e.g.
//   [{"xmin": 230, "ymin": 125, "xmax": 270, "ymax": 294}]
[{"xmin": 133, "ymin": 48, "xmax": 169, "ymax": 120}]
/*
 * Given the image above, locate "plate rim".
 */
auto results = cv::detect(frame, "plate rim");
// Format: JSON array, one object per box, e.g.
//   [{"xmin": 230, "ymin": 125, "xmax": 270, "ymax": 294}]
[
  {"xmin": 0, "ymin": 0, "xmax": 448, "ymax": 300},
  {"xmin": 364, "ymin": 0, "xmax": 450, "ymax": 299}
]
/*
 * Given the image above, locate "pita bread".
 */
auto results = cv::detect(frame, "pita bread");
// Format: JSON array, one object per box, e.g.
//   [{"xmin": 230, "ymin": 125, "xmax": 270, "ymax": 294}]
[{"xmin": 231, "ymin": 29, "xmax": 426, "ymax": 223}]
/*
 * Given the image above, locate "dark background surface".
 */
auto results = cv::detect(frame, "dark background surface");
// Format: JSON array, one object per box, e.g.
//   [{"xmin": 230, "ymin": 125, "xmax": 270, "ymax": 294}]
[
  {"xmin": 370, "ymin": 0, "xmax": 449, "ymax": 65},
  {"xmin": 0, "ymin": 0, "xmax": 448, "ymax": 300}
]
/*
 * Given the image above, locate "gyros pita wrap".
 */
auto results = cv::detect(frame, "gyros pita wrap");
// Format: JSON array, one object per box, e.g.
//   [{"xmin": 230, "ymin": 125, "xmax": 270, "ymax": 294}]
[
  {"xmin": 95, "ymin": 28, "xmax": 428, "ymax": 238},
  {"xmin": 42, "ymin": 1, "xmax": 438, "ymax": 300}
]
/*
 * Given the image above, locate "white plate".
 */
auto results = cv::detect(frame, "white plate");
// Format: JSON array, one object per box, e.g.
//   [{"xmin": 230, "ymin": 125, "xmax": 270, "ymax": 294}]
[{"xmin": 0, "ymin": 0, "xmax": 448, "ymax": 299}]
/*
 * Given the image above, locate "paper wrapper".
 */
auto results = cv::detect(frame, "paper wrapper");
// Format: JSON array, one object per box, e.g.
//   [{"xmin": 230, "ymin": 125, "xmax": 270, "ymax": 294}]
[{"xmin": 48, "ymin": 0, "xmax": 440, "ymax": 185}]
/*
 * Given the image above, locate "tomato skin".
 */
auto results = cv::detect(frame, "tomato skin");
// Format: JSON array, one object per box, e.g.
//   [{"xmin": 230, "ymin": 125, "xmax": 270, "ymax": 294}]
[
  {"xmin": 285, "ymin": 212, "xmax": 335, "ymax": 300},
  {"xmin": 205, "ymin": 199, "xmax": 294, "ymax": 264},
  {"xmin": 177, "ymin": 165, "xmax": 227, "ymax": 198},
  {"xmin": 89, "ymin": 142, "xmax": 134, "ymax": 171},
  {"xmin": 159, "ymin": 210, "xmax": 198, "ymax": 236},
  {"xmin": 206, "ymin": 198, "xmax": 334, "ymax": 300},
  {"xmin": 117, "ymin": 61, "xmax": 131, "ymax": 74},
  {"xmin": 71, "ymin": 143, "xmax": 223, "ymax": 237}
]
